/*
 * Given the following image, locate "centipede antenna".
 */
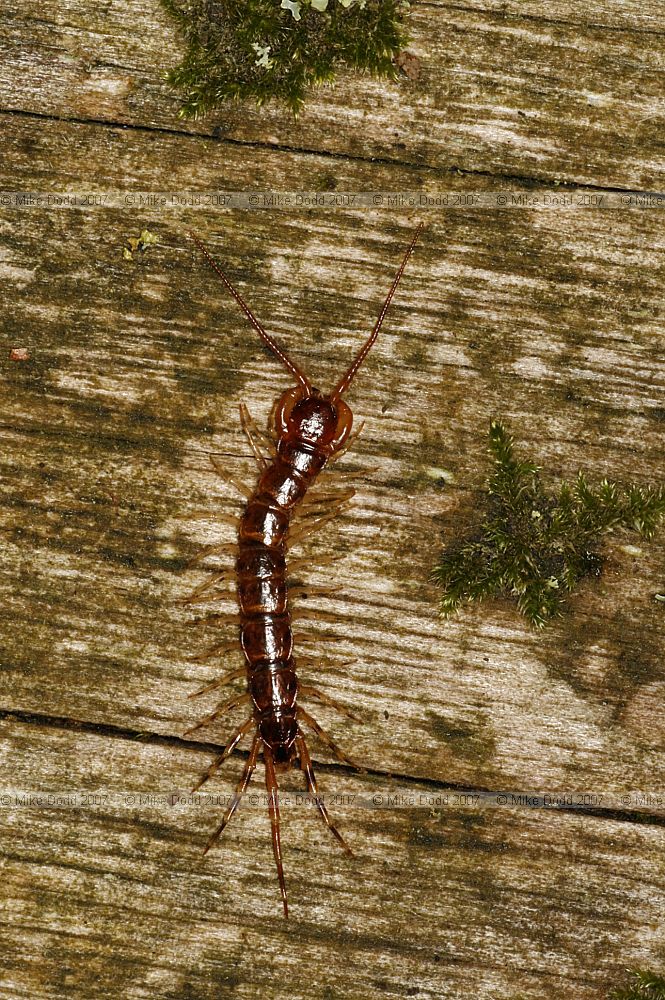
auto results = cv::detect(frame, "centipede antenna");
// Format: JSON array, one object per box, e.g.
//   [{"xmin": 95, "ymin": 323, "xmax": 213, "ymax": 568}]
[
  {"xmin": 331, "ymin": 221, "xmax": 424, "ymax": 402},
  {"xmin": 189, "ymin": 231, "xmax": 312, "ymax": 393}
]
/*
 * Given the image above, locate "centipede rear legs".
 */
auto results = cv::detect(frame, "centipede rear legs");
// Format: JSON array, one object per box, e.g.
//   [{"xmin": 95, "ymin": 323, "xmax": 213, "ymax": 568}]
[
  {"xmin": 297, "ymin": 733, "xmax": 353, "ymax": 855},
  {"xmin": 203, "ymin": 733, "xmax": 261, "ymax": 855}
]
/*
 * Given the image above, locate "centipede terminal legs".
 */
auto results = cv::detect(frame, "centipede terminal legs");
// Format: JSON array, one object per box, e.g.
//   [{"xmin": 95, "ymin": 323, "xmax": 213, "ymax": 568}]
[
  {"xmin": 296, "ymin": 733, "xmax": 354, "ymax": 855},
  {"xmin": 203, "ymin": 734, "xmax": 261, "ymax": 856},
  {"xmin": 264, "ymin": 748, "xmax": 289, "ymax": 918}
]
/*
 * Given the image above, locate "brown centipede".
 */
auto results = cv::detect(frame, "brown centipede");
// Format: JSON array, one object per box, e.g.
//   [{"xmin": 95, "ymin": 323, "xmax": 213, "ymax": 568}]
[{"xmin": 184, "ymin": 222, "xmax": 423, "ymax": 916}]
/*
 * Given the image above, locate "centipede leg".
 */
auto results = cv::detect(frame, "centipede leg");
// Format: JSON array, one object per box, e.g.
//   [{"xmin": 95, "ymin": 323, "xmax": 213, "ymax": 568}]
[
  {"xmin": 185, "ymin": 512, "xmax": 240, "ymax": 529},
  {"xmin": 293, "ymin": 630, "xmax": 345, "ymax": 646},
  {"xmin": 296, "ymin": 707, "xmax": 366, "ymax": 772},
  {"xmin": 326, "ymin": 421, "xmax": 365, "ymax": 464},
  {"xmin": 192, "ymin": 611, "xmax": 240, "ymax": 628},
  {"xmin": 188, "ymin": 667, "xmax": 246, "ymax": 698},
  {"xmin": 300, "ymin": 496, "xmax": 353, "ymax": 522},
  {"xmin": 298, "ymin": 684, "xmax": 363, "ymax": 723},
  {"xmin": 288, "ymin": 552, "xmax": 343, "ymax": 575},
  {"xmin": 182, "ymin": 590, "xmax": 237, "ymax": 607},
  {"xmin": 249, "ymin": 407, "xmax": 278, "ymax": 457},
  {"xmin": 189, "ymin": 640, "xmax": 239, "ymax": 663},
  {"xmin": 296, "ymin": 655, "xmax": 355, "ymax": 673},
  {"xmin": 209, "ymin": 455, "xmax": 252, "ymax": 499},
  {"xmin": 203, "ymin": 733, "xmax": 261, "ymax": 855},
  {"xmin": 184, "ymin": 692, "xmax": 251, "ymax": 736},
  {"xmin": 296, "ymin": 733, "xmax": 353, "ymax": 855},
  {"xmin": 296, "ymin": 502, "xmax": 352, "ymax": 525},
  {"xmin": 292, "ymin": 606, "xmax": 341, "ymax": 625},
  {"xmin": 325, "ymin": 466, "xmax": 380, "ymax": 483},
  {"xmin": 263, "ymin": 746, "xmax": 289, "ymax": 918},
  {"xmin": 239, "ymin": 402, "xmax": 273, "ymax": 468},
  {"xmin": 186, "ymin": 544, "xmax": 237, "ymax": 569},
  {"xmin": 179, "ymin": 570, "xmax": 234, "ymax": 605},
  {"xmin": 294, "ymin": 501, "xmax": 354, "ymax": 530},
  {"xmin": 288, "ymin": 584, "xmax": 342, "ymax": 601},
  {"xmin": 289, "ymin": 503, "xmax": 352, "ymax": 544},
  {"xmin": 191, "ymin": 716, "xmax": 256, "ymax": 792},
  {"xmin": 300, "ymin": 487, "xmax": 356, "ymax": 512}
]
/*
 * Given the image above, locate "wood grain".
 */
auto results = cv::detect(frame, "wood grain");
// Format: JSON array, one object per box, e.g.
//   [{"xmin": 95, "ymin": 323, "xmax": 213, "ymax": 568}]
[
  {"xmin": 0, "ymin": 1, "xmax": 663, "ymax": 187},
  {"xmin": 1, "ymin": 1, "xmax": 664, "ymax": 997},
  {"xmin": 2, "ymin": 112, "xmax": 664, "ymax": 791},
  {"xmin": 2, "ymin": 718, "xmax": 665, "ymax": 1000}
]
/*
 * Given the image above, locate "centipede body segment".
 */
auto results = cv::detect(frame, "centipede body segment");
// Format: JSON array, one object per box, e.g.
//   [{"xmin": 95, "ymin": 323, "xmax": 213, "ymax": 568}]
[{"xmin": 185, "ymin": 223, "xmax": 423, "ymax": 916}]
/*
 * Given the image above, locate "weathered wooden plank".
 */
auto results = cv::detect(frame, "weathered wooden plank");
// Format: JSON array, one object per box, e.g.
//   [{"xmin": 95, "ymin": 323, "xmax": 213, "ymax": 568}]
[
  {"xmin": 1, "ymin": 113, "xmax": 663, "ymax": 800},
  {"xmin": 1, "ymin": 2, "xmax": 663, "ymax": 188},
  {"xmin": 1, "ymin": 2, "xmax": 664, "ymax": 995},
  {"xmin": 2, "ymin": 718, "xmax": 665, "ymax": 999},
  {"xmin": 425, "ymin": 0, "xmax": 664, "ymax": 32}
]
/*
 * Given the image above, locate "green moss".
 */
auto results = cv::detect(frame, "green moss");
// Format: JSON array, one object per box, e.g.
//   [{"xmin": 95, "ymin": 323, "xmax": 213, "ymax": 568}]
[
  {"xmin": 608, "ymin": 969, "xmax": 665, "ymax": 1000},
  {"xmin": 433, "ymin": 420, "xmax": 665, "ymax": 628},
  {"xmin": 160, "ymin": 0, "xmax": 410, "ymax": 116}
]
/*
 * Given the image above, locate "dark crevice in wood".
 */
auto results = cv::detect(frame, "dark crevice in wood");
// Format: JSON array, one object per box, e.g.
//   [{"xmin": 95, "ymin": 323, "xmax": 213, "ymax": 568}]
[
  {"xmin": 0, "ymin": 707, "xmax": 223, "ymax": 758},
  {"xmin": 0, "ymin": 107, "xmax": 657, "ymax": 197},
  {"xmin": 2, "ymin": 707, "xmax": 664, "ymax": 829}
]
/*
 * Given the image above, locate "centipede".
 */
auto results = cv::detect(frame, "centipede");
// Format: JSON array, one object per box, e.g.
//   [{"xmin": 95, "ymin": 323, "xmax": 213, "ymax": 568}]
[{"xmin": 183, "ymin": 222, "xmax": 423, "ymax": 916}]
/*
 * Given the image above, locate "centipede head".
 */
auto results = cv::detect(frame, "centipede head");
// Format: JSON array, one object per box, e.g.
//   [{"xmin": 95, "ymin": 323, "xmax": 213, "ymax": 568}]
[{"xmin": 274, "ymin": 384, "xmax": 354, "ymax": 456}]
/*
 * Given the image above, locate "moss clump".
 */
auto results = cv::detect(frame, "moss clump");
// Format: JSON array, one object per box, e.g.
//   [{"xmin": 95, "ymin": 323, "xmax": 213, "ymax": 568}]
[
  {"xmin": 433, "ymin": 420, "xmax": 665, "ymax": 628},
  {"xmin": 608, "ymin": 970, "xmax": 665, "ymax": 999},
  {"xmin": 160, "ymin": 0, "xmax": 410, "ymax": 116}
]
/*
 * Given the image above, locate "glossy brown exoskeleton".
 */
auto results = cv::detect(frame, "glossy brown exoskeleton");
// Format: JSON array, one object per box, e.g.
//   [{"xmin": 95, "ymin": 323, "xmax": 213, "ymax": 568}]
[{"xmin": 185, "ymin": 223, "xmax": 422, "ymax": 916}]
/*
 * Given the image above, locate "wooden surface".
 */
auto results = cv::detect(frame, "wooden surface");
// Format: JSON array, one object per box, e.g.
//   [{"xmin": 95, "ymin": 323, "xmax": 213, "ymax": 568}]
[{"xmin": 1, "ymin": 1, "xmax": 664, "ymax": 998}]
